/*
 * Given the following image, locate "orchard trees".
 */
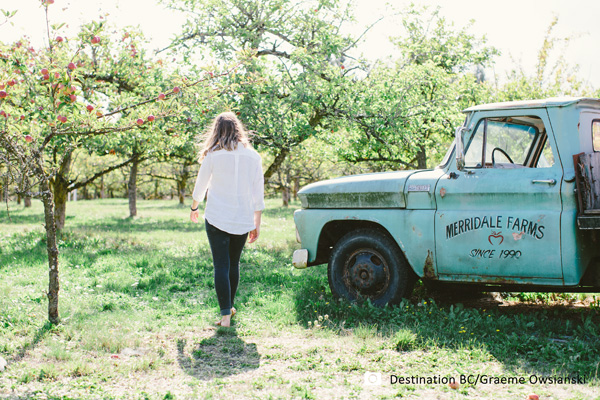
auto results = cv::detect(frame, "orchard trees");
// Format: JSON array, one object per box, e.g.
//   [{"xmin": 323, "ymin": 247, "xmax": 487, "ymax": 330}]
[
  {"xmin": 0, "ymin": 1, "xmax": 218, "ymax": 323},
  {"xmin": 165, "ymin": 0, "xmax": 364, "ymax": 182},
  {"xmin": 335, "ymin": 6, "xmax": 497, "ymax": 169}
]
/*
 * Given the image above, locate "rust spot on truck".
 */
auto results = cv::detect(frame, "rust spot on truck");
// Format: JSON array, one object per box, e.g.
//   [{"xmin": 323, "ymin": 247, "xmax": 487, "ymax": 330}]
[
  {"xmin": 423, "ymin": 250, "xmax": 436, "ymax": 279},
  {"xmin": 488, "ymin": 277, "xmax": 522, "ymax": 285}
]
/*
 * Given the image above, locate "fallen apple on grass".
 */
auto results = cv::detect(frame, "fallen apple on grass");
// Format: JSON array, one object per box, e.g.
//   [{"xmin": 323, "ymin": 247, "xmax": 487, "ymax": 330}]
[{"xmin": 448, "ymin": 380, "xmax": 459, "ymax": 390}]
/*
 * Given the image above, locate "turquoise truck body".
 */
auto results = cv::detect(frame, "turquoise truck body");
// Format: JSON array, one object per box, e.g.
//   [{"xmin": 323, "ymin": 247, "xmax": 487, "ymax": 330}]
[{"xmin": 293, "ymin": 98, "xmax": 600, "ymax": 299}]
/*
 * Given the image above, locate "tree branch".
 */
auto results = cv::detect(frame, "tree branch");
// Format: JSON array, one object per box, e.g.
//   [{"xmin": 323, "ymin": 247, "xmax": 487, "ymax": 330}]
[{"xmin": 69, "ymin": 156, "xmax": 143, "ymax": 191}]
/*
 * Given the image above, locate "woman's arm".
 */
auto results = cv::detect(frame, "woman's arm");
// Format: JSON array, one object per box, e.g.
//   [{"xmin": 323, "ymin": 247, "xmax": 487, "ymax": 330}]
[
  {"xmin": 190, "ymin": 199, "xmax": 201, "ymax": 223},
  {"xmin": 248, "ymin": 210, "xmax": 262, "ymax": 243},
  {"xmin": 190, "ymin": 154, "xmax": 212, "ymax": 223}
]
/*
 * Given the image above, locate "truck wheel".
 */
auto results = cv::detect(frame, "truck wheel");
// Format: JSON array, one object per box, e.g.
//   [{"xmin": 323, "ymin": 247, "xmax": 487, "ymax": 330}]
[{"xmin": 328, "ymin": 229, "xmax": 415, "ymax": 306}]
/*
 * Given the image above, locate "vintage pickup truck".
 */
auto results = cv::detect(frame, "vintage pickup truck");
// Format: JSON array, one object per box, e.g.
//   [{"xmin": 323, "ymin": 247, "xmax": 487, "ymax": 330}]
[{"xmin": 293, "ymin": 97, "xmax": 600, "ymax": 306}]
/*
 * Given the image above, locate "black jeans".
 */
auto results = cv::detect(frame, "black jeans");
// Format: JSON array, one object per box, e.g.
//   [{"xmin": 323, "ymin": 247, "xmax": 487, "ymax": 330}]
[{"xmin": 205, "ymin": 219, "xmax": 248, "ymax": 316}]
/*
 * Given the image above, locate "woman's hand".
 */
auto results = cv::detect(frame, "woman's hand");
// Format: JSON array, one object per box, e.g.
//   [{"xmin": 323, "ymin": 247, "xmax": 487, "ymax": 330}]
[
  {"xmin": 190, "ymin": 200, "xmax": 201, "ymax": 223},
  {"xmin": 248, "ymin": 226, "xmax": 260, "ymax": 243},
  {"xmin": 248, "ymin": 210, "xmax": 262, "ymax": 243}
]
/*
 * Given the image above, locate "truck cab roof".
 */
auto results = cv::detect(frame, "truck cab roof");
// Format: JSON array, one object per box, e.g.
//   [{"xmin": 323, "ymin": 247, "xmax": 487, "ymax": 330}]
[{"xmin": 463, "ymin": 97, "xmax": 600, "ymax": 113}]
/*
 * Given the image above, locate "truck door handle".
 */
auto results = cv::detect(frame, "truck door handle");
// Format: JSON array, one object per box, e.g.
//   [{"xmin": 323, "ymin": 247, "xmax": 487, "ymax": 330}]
[{"xmin": 532, "ymin": 179, "xmax": 556, "ymax": 185}]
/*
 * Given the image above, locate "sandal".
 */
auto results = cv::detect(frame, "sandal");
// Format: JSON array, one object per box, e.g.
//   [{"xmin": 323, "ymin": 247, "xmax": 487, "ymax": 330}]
[{"xmin": 215, "ymin": 308, "xmax": 236, "ymax": 326}]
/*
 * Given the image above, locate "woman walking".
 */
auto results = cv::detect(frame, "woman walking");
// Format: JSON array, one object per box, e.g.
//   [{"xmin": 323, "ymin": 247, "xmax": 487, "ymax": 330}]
[{"xmin": 190, "ymin": 112, "xmax": 264, "ymax": 327}]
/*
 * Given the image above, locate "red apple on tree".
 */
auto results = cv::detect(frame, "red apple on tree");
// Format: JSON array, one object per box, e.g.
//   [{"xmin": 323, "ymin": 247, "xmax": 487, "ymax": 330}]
[
  {"xmin": 7, "ymin": 80, "xmax": 15, "ymax": 86},
  {"xmin": 136, "ymin": 118, "xmax": 144, "ymax": 125},
  {"xmin": 40, "ymin": 68, "xmax": 49, "ymax": 75},
  {"xmin": 91, "ymin": 36, "xmax": 100, "ymax": 44},
  {"xmin": 86, "ymin": 105, "xmax": 94, "ymax": 112},
  {"xmin": 147, "ymin": 115, "xmax": 155, "ymax": 122},
  {"xmin": 25, "ymin": 135, "xmax": 33, "ymax": 143},
  {"xmin": 172, "ymin": 86, "xmax": 180, "ymax": 93},
  {"xmin": 157, "ymin": 93, "xmax": 166, "ymax": 100},
  {"xmin": 0, "ymin": 91, "xmax": 6, "ymax": 99},
  {"xmin": 55, "ymin": 36, "xmax": 63, "ymax": 43},
  {"xmin": 67, "ymin": 62, "xmax": 76, "ymax": 70}
]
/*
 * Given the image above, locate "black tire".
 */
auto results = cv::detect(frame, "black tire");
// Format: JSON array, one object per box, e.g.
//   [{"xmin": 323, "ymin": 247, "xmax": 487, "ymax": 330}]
[{"xmin": 328, "ymin": 229, "xmax": 415, "ymax": 306}]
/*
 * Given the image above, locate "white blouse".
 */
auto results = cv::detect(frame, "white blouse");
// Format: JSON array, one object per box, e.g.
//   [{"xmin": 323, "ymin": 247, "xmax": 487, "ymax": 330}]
[{"xmin": 192, "ymin": 144, "xmax": 265, "ymax": 235}]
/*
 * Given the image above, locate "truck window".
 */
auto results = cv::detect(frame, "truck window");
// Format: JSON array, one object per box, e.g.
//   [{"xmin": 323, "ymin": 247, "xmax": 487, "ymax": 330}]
[
  {"xmin": 464, "ymin": 116, "xmax": 551, "ymax": 168},
  {"xmin": 593, "ymin": 120, "xmax": 600, "ymax": 151}
]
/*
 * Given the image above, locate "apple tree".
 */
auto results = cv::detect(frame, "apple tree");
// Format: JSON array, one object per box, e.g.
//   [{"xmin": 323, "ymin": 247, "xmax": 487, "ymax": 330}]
[
  {"xmin": 0, "ymin": 1, "xmax": 220, "ymax": 323},
  {"xmin": 331, "ymin": 5, "xmax": 497, "ymax": 170}
]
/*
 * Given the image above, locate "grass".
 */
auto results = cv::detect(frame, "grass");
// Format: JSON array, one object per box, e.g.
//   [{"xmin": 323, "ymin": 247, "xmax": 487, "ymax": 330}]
[{"xmin": 0, "ymin": 198, "xmax": 599, "ymax": 399}]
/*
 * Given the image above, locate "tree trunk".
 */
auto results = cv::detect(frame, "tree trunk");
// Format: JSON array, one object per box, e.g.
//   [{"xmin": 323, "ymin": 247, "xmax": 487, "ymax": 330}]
[
  {"xmin": 17, "ymin": 194, "xmax": 21, "ymax": 205},
  {"xmin": 176, "ymin": 165, "xmax": 190, "ymax": 206},
  {"xmin": 177, "ymin": 180, "xmax": 186, "ymax": 205},
  {"xmin": 52, "ymin": 149, "xmax": 73, "ymax": 231},
  {"xmin": 128, "ymin": 156, "xmax": 139, "ymax": 218},
  {"xmin": 293, "ymin": 176, "xmax": 300, "ymax": 201},
  {"xmin": 263, "ymin": 148, "xmax": 290, "ymax": 183},
  {"xmin": 282, "ymin": 186, "xmax": 291, "ymax": 207},
  {"xmin": 99, "ymin": 175, "xmax": 105, "ymax": 199},
  {"xmin": 24, "ymin": 176, "xmax": 32, "ymax": 208},
  {"xmin": 416, "ymin": 145, "xmax": 428, "ymax": 170},
  {"xmin": 40, "ymin": 177, "xmax": 60, "ymax": 324},
  {"xmin": 53, "ymin": 181, "xmax": 69, "ymax": 231}
]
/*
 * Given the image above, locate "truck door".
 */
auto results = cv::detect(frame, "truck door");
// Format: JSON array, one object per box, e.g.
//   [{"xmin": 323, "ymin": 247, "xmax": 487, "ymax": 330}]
[{"xmin": 434, "ymin": 109, "xmax": 563, "ymax": 283}]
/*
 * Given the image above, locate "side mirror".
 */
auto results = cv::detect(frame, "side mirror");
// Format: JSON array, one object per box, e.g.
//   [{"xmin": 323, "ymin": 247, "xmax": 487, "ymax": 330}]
[{"xmin": 455, "ymin": 126, "xmax": 467, "ymax": 171}]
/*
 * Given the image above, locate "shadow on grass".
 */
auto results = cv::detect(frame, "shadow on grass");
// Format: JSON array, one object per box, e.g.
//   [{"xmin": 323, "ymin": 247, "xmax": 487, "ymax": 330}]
[
  {"xmin": 0, "ymin": 212, "xmax": 45, "ymax": 225},
  {"xmin": 72, "ymin": 217, "xmax": 204, "ymax": 234},
  {"xmin": 10, "ymin": 321, "xmax": 55, "ymax": 363},
  {"xmin": 176, "ymin": 327, "xmax": 260, "ymax": 381},
  {"xmin": 291, "ymin": 270, "xmax": 600, "ymax": 380}
]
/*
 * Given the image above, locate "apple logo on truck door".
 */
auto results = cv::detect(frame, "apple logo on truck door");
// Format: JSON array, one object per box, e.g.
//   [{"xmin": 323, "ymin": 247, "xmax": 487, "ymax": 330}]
[{"xmin": 488, "ymin": 231, "xmax": 504, "ymax": 245}]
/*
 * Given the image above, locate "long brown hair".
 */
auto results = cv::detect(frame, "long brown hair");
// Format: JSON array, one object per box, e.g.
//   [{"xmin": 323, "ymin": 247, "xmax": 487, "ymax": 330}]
[{"xmin": 198, "ymin": 112, "xmax": 249, "ymax": 160}]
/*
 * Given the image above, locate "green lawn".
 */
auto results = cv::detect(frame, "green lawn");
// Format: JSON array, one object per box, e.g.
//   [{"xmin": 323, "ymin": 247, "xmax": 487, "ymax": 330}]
[{"xmin": 0, "ymin": 198, "xmax": 599, "ymax": 399}]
